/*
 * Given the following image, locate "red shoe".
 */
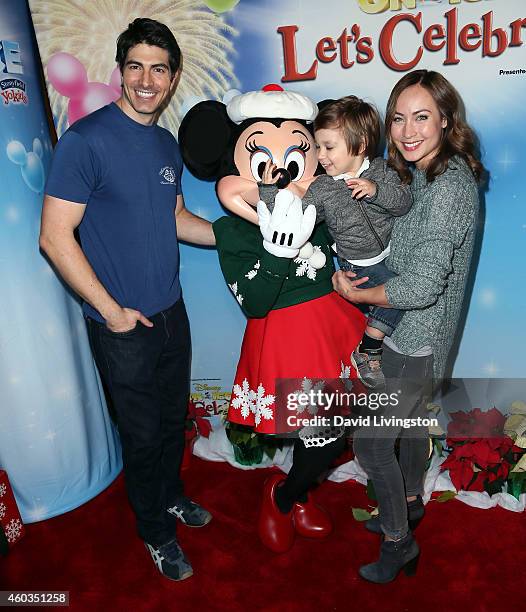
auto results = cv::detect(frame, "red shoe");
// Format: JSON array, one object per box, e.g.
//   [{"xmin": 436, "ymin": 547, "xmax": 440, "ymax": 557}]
[
  {"xmin": 257, "ymin": 474, "xmax": 295, "ymax": 553},
  {"xmin": 293, "ymin": 496, "xmax": 332, "ymax": 539}
]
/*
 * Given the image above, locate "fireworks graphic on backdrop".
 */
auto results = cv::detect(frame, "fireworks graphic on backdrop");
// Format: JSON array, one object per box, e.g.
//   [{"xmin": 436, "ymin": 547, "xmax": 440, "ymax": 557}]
[{"xmin": 29, "ymin": 0, "xmax": 238, "ymax": 136}]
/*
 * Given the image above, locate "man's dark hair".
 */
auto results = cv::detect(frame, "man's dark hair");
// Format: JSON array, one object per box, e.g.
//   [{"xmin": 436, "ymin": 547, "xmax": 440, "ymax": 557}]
[{"xmin": 116, "ymin": 18, "xmax": 181, "ymax": 74}]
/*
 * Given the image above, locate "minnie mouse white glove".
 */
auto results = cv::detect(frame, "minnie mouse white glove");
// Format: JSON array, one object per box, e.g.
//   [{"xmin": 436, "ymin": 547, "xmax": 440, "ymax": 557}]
[{"xmin": 257, "ymin": 189, "xmax": 316, "ymax": 258}]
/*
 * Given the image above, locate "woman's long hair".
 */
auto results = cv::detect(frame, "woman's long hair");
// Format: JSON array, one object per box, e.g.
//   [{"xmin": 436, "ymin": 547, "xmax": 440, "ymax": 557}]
[{"xmin": 385, "ymin": 70, "xmax": 485, "ymax": 184}]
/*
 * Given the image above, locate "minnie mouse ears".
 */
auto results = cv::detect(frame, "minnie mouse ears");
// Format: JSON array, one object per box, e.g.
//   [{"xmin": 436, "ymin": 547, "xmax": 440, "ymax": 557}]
[
  {"xmin": 178, "ymin": 100, "xmax": 232, "ymax": 180},
  {"xmin": 227, "ymin": 84, "xmax": 318, "ymax": 124},
  {"xmin": 178, "ymin": 86, "xmax": 322, "ymax": 182}
]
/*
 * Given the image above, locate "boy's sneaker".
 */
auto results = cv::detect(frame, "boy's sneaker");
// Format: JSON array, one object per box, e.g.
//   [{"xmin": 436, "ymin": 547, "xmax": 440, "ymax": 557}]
[
  {"xmin": 167, "ymin": 497, "xmax": 212, "ymax": 527},
  {"xmin": 351, "ymin": 348, "xmax": 386, "ymax": 389},
  {"xmin": 145, "ymin": 538, "xmax": 193, "ymax": 581}
]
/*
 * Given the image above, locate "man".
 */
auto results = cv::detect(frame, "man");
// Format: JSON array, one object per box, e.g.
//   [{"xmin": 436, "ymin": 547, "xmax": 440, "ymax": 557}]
[{"xmin": 40, "ymin": 18, "xmax": 214, "ymax": 581}]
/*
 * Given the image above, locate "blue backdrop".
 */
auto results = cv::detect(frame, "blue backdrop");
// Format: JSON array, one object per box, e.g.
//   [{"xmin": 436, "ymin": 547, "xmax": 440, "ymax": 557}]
[
  {"xmin": 0, "ymin": 0, "xmax": 121, "ymax": 523},
  {"xmin": 6, "ymin": 0, "xmax": 523, "ymax": 519}
]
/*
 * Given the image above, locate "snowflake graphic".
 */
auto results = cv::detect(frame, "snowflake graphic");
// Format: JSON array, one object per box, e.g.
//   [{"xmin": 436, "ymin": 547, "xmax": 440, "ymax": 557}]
[
  {"xmin": 340, "ymin": 361, "xmax": 351, "ymax": 380},
  {"xmin": 245, "ymin": 260, "xmax": 260, "ymax": 280},
  {"xmin": 231, "ymin": 379, "xmax": 256, "ymax": 419},
  {"xmin": 0, "ymin": 502, "xmax": 6, "ymax": 520},
  {"xmin": 0, "ymin": 483, "xmax": 6, "ymax": 497},
  {"xmin": 253, "ymin": 384, "xmax": 275, "ymax": 425},
  {"xmin": 5, "ymin": 518, "xmax": 22, "ymax": 543},
  {"xmin": 228, "ymin": 281, "xmax": 244, "ymax": 306},
  {"xmin": 231, "ymin": 379, "xmax": 275, "ymax": 425},
  {"xmin": 294, "ymin": 246, "xmax": 322, "ymax": 280},
  {"xmin": 289, "ymin": 377, "xmax": 325, "ymax": 415}
]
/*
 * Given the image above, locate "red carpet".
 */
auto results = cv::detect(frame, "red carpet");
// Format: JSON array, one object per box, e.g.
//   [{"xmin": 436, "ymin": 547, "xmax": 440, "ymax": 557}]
[{"xmin": 3, "ymin": 457, "xmax": 525, "ymax": 611}]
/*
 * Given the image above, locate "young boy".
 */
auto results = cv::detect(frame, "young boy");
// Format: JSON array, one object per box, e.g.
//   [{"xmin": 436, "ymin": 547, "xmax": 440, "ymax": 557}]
[{"xmin": 259, "ymin": 96, "xmax": 411, "ymax": 389}]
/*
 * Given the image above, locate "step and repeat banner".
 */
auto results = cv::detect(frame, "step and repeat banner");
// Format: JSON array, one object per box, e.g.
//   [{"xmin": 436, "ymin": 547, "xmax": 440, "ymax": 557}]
[
  {"xmin": 0, "ymin": 0, "xmax": 121, "ymax": 523},
  {"xmin": 2, "ymin": 0, "xmax": 522, "ymax": 517}
]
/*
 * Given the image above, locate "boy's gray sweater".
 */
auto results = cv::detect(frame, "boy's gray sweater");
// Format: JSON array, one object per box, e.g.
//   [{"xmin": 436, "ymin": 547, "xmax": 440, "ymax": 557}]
[
  {"xmin": 259, "ymin": 157, "xmax": 412, "ymax": 260},
  {"xmin": 385, "ymin": 156, "xmax": 479, "ymax": 379}
]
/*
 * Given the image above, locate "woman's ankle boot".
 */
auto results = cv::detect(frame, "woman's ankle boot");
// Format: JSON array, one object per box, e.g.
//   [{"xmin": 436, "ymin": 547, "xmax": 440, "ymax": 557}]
[
  {"xmin": 359, "ymin": 532, "xmax": 420, "ymax": 583},
  {"xmin": 365, "ymin": 495, "xmax": 424, "ymax": 534}
]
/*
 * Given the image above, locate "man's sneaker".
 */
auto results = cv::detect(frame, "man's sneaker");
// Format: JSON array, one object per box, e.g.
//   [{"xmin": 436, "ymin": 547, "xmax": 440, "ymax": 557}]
[
  {"xmin": 351, "ymin": 348, "xmax": 386, "ymax": 389},
  {"xmin": 145, "ymin": 538, "xmax": 193, "ymax": 581},
  {"xmin": 167, "ymin": 497, "xmax": 212, "ymax": 527}
]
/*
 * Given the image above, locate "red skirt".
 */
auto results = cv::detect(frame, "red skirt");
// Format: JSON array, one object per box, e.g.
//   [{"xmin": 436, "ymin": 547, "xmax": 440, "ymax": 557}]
[{"xmin": 228, "ymin": 292, "xmax": 366, "ymax": 434}]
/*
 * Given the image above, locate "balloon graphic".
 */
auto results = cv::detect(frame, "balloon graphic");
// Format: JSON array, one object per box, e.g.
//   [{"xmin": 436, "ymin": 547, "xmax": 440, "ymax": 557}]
[
  {"xmin": 47, "ymin": 52, "xmax": 88, "ymax": 98},
  {"xmin": 22, "ymin": 152, "xmax": 45, "ymax": 193},
  {"xmin": 6, "ymin": 139, "xmax": 45, "ymax": 193},
  {"xmin": 47, "ymin": 52, "xmax": 120, "ymax": 126},
  {"xmin": 68, "ymin": 82, "xmax": 117, "ymax": 125},
  {"xmin": 6, "ymin": 140, "xmax": 27, "ymax": 165},
  {"xmin": 109, "ymin": 66, "xmax": 122, "ymax": 96},
  {"xmin": 32, "ymin": 137, "xmax": 44, "ymax": 159},
  {"xmin": 204, "ymin": 0, "xmax": 240, "ymax": 13}
]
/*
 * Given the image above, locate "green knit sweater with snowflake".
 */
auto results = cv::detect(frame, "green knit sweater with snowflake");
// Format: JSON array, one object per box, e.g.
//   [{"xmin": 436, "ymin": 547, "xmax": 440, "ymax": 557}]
[{"xmin": 212, "ymin": 217, "xmax": 335, "ymax": 318}]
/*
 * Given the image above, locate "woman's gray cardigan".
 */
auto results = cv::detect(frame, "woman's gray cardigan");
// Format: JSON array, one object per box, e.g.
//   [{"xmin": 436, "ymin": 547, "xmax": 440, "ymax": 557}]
[{"xmin": 385, "ymin": 156, "xmax": 479, "ymax": 379}]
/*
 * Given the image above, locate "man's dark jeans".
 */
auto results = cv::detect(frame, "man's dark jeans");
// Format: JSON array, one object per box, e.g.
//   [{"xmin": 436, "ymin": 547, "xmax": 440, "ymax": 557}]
[{"xmin": 87, "ymin": 299, "xmax": 190, "ymax": 547}]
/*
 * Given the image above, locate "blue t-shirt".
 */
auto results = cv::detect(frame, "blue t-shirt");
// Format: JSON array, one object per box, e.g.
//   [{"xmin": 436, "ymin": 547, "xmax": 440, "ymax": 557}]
[{"xmin": 45, "ymin": 102, "xmax": 183, "ymax": 322}]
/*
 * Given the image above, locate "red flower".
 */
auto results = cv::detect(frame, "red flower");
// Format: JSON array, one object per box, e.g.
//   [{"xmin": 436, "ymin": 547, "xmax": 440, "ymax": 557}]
[
  {"xmin": 487, "ymin": 462, "xmax": 510, "ymax": 483},
  {"xmin": 440, "ymin": 407, "xmax": 526, "ymax": 495},
  {"xmin": 468, "ymin": 470, "xmax": 487, "ymax": 492},
  {"xmin": 443, "ymin": 457, "xmax": 477, "ymax": 491},
  {"xmin": 196, "ymin": 417, "xmax": 212, "ymax": 438},
  {"xmin": 447, "ymin": 408, "xmax": 506, "ymax": 440},
  {"xmin": 186, "ymin": 400, "xmax": 212, "ymax": 439},
  {"xmin": 470, "ymin": 440, "xmax": 502, "ymax": 469},
  {"xmin": 473, "ymin": 407, "xmax": 506, "ymax": 438},
  {"xmin": 447, "ymin": 411, "xmax": 474, "ymax": 439}
]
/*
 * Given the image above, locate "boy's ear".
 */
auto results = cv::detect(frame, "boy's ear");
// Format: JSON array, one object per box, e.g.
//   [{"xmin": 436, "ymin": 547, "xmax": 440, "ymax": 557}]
[{"xmin": 178, "ymin": 100, "xmax": 233, "ymax": 180}]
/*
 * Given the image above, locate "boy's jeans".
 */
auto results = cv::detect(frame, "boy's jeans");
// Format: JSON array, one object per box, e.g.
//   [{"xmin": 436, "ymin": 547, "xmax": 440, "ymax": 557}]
[{"xmin": 337, "ymin": 257, "xmax": 403, "ymax": 336}]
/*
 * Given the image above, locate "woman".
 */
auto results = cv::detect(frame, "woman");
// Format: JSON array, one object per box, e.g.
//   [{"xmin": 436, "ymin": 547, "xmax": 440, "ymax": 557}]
[{"xmin": 333, "ymin": 70, "xmax": 484, "ymax": 583}]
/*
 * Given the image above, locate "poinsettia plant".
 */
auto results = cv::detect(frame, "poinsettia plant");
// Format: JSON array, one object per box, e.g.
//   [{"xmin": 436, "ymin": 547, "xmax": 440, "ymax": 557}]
[
  {"xmin": 440, "ymin": 405, "xmax": 526, "ymax": 498},
  {"xmin": 226, "ymin": 423, "xmax": 284, "ymax": 466},
  {"xmin": 185, "ymin": 400, "xmax": 212, "ymax": 442}
]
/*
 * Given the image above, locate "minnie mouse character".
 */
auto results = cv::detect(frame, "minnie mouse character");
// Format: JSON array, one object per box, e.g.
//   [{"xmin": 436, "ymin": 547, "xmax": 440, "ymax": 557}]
[{"xmin": 179, "ymin": 85, "xmax": 365, "ymax": 553}]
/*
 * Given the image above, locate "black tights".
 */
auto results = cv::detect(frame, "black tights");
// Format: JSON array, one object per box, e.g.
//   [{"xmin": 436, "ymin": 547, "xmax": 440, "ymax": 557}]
[{"xmin": 275, "ymin": 435, "xmax": 346, "ymax": 513}]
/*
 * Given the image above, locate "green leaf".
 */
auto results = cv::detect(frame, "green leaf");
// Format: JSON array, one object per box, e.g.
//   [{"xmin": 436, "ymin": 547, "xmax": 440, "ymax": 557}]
[
  {"xmin": 508, "ymin": 478, "xmax": 523, "ymax": 500},
  {"xmin": 436, "ymin": 490, "xmax": 457, "ymax": 503},
  {"xmin": 366, "ymin": 479, "xmax": 377, "ymax": 501},
  {"xmin": 265, "ymin": 444, "xmax": 277, "ymax": 460},
  {"xmin": 485, "ymin": 478, "xmax": 505, "ymax": 496},
  {"xmin": 352, "ymin": 507, "xmax": 372, "ymax": 522},
  {"xmin": 226, "ymin": 424, "xmax": 254, "ymax": 445},
  {"xmin": 246, "ymin": 434, "xmax": 257, "ymax": 449}
]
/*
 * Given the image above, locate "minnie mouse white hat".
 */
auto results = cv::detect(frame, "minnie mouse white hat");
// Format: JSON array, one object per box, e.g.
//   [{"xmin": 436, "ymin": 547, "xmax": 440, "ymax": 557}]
[{"xmin": 226, "ymin": 84, "xmax": 318, "ymax": 125}]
